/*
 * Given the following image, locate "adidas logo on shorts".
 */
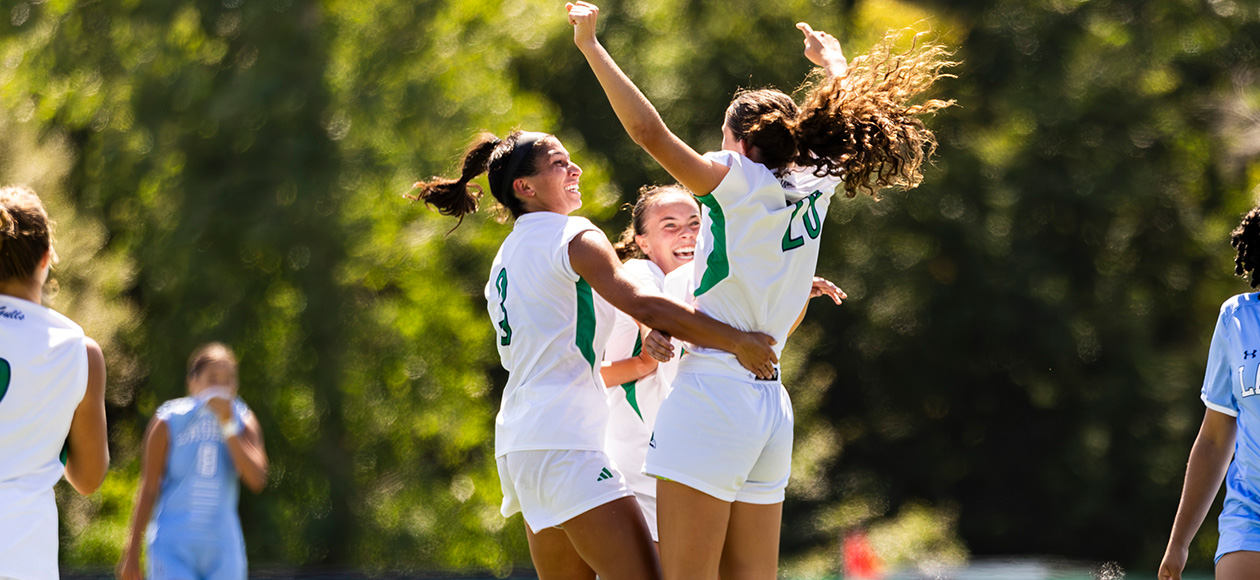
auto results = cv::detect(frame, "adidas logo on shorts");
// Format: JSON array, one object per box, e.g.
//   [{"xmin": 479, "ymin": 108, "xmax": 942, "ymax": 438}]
[{"xmin": 596, "ymin": 467, "xmax": 613, "ymax": 482}]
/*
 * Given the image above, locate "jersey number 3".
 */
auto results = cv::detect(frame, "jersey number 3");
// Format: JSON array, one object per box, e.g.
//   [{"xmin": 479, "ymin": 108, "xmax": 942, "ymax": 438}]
[
  {"xmin": 0, "ymin": 357, "xmax": 10, "ymax": 404},
  {"xmin": 495, "ymin": 269, "xmax": 512, "ymax": 346},
  {"xmin": 782, "ymin": 191, "xmax": 824, "ymax": 252}
]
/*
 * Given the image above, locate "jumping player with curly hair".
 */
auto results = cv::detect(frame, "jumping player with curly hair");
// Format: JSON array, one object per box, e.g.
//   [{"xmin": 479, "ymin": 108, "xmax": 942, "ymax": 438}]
[
  {"xmin": 1159, "ymin": 208, "xmax": 1260, "ymax": 580},
  {"xmin": 568, "ymin": 3, "xmax": 955, "ymax": 577}
]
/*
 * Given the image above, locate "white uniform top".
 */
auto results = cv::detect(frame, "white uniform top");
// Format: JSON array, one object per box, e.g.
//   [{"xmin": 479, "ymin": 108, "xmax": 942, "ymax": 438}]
[
  {"xmin": 681, "ymin": 151, "xmax": 842, "ymax": 378},
  {"xmin": 486, "ymin": 212, "xmax": 616, "ymax": 457},
  {"xmin": 599, "ymin": 259, "xmax": 679, "ymax": 499},
  {"xmin": 0, "ymin": 295, "xmax": 89, "ymax": 580}
]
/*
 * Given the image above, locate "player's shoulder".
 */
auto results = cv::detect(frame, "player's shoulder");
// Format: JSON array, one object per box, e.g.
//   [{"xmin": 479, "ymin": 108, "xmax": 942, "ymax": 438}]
[
  {"xmin": 155, "ymin": 397, "xmax": 197, "ymax": 421},
  {"xmin": 1220, "ymin": 292, "xmax": 1260, "ymax": 315}
]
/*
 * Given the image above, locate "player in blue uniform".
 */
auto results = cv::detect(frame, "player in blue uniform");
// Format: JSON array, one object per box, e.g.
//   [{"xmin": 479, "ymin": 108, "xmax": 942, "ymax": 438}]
[
  {"xmin": 118, "ymin": 343, "xmax": 268, "ymax": 580},
  {"xmin": 1160, "ymin": 207, "xmax": 1260, "ymax": 580}
]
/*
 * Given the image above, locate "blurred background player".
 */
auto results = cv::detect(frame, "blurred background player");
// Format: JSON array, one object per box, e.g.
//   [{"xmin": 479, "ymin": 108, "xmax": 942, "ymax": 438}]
[
  {"xmin": 118, "ymin": 343, "xmax": 267, "ymax": 580},
  {"xmin": 0, "ymin": 185, "xmax": 109, "ymax": 580}
]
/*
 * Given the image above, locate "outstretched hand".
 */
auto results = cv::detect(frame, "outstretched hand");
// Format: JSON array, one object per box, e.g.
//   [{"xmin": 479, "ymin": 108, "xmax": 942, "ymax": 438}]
[
  {"xmin": 810, "ymin": 276, "xmax": 846, "ymax": 305},
  {"xmin": 797, "ymin": 22, "xmax": 846, "ymax": 77},
  {"xmin": 567, "ymin": 2, "xmax": 600, "ymax": 48}
]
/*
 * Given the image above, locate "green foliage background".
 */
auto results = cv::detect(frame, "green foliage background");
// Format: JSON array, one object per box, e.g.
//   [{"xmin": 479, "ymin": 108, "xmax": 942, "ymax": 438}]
[{"xmin": 1, "ymin": 0, "xmax": 1258, "ymax": 576}]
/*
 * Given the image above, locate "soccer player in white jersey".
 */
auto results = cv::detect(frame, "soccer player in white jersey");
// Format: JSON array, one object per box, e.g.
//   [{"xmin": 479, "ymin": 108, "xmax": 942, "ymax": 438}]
[
  {"xmin": 0, "ymin": 186, "xmax": 109, "ymax": 580},
  {"xmin": 569, "ymin": 3, "xmax": 955, "ymax": 578},
  {"xmin": 117, "ymin": 343, "xmax": 267, "ymax": 580},
  {"xmin": 598, "ymin": 185, "xmax": 700, "ymax": 545},
  {"xmin": 600, "ymin": 186, "xmax": 846, "ymax": 545},
  {"xmin": 409, "ymin": 131, "xmax": 777, "ymax": 579},
  {"xmin": 1159, "ymin": 208, "xmax": 1260, "ymax": 580}
]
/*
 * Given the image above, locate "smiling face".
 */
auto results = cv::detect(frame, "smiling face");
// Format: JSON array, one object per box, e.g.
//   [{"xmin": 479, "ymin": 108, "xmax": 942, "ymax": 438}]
[
  {"xmin": 515, "ymin": 138, "xmax": 583, "ymax": 216},
  {"xmin": 635, "ymin": 192, "xmax": 701, "ymax": 274}
]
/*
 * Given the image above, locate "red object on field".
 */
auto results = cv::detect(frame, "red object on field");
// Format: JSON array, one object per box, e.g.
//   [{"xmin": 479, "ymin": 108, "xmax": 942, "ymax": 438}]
[{"xmin": 843, "ymin": 530, "xmax": 883, "ymax": 579}]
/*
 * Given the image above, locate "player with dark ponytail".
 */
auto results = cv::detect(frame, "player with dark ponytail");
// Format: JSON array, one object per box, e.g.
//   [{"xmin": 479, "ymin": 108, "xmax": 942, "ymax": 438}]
[
  {"xmin": 1160, "ymin": 208, "xmax": 1260, "ymax": 580},
  {"xmin": 569, "ymin": 3, "xmax": 953, "ymax": 577},
  {"xmin": 412, "ymin": 130, "xmax": 778, "ymax": 579}
]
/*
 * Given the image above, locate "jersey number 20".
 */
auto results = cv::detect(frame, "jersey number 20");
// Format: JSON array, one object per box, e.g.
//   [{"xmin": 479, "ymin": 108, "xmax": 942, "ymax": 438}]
[
  {"xmin": 782, "ymin": 190, "xmax": 825, "ymax": 252},
  {"xmin": 495, "ymin": 269, "xmax": 512, "ymax": 346}
]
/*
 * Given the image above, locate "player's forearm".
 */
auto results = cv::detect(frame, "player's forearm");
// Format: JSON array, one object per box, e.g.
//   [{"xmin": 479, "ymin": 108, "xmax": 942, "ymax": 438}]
[
  {"xmin": 636, "ymin": 295, "xmax": 749, "ymax": 354},
  {"xmin": 124, "ymin": 486, "xmax": 158, "ymax": 554},
  {"xmin": 577, "ymin": 41, "xmax": 669, "ymax": 149},
  {"xmin": 600, "ymin": 353, "xmax": 658, "ymax": 387},
  {"xmin": 1167, "ymin": 433, "xmax": 1233, "ymax": 549},
  {"xmin": 64, "ymin": 442, "xmax": 109, "ymax": 495},
  {"xmin": 225, "ymin": 435, "xmax": 268, "ymax": 493}
]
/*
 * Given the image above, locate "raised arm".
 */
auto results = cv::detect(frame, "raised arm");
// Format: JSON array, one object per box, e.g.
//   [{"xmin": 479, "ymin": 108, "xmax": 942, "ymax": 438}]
[
  {"xmin": 567, "ymin": 2, "xmax": 729, "ymax": 196},
  {"xmin": 797, "ymin": 23, "xmax": 847, "ymax": 78},
  {"xmin": 206, "ymin": 398, "xmax": 269, "ymax": 494},
  {"xmin": 1158, "ymin": 409, "xmax": 1237, "ymax": 580},
  {"xmin": 569, "ymin": 230, "xmax": 777, "ymax": 378}
]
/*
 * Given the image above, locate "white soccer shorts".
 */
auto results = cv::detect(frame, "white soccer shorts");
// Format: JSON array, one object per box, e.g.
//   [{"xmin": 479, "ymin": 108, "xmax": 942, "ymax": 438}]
[
  {"xmin": 645, "ymin": 372, "xmax": 794, "ymax": 504},
  {"xmin": 497, "ymin": 449, "xmax": 634, "ymax": 532}
]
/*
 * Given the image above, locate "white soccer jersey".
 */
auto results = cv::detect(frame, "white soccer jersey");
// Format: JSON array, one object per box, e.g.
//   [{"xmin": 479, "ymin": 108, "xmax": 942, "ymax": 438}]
[
  {"xmin": 682, "ymin": 151, "xmax": 842, "ymax": 378},
  {"xmin": 486, "ymin": 212, "xmax": 617, "ymax": 457},
  {"xmin": 0, "ymin": 294, "xmax": 89, "ymax": 580},
  {"xmin": 598, "ymin": 260, "xmax": 676, "ymax": 499}
]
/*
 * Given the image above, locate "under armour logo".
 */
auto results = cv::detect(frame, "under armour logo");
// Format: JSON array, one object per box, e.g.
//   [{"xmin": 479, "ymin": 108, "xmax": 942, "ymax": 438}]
[{"xmin": 1246, "ymin": 350, "xmax": 1257, "ymax": 360}]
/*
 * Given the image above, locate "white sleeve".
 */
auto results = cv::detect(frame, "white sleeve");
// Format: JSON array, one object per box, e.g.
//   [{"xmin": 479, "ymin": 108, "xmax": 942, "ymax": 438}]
[{"xmin": 557, "ymin": 217, "xmax": 602, "ymax": 281}]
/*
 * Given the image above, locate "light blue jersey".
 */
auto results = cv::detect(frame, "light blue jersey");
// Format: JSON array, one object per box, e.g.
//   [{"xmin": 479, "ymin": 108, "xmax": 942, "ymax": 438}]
[
  {"xmin": 146, "ymin": 396, "xmax": 251, "ymax": 580},
  {"xmin": 1201, "ymin": 293, "xmax": 1260, "ymax": 561}
]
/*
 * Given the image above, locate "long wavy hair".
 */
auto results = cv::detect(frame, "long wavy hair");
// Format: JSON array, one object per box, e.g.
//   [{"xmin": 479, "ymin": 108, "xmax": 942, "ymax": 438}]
[{"xmin": 725, "ymin": 29, "xmax": 957, "ymax": 198}]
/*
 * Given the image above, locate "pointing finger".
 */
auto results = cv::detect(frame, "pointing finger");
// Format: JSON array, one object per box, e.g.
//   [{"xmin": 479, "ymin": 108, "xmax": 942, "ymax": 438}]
[{"xmin": 797, "ymin": 22, "xmax": 815, "ymax": 36}]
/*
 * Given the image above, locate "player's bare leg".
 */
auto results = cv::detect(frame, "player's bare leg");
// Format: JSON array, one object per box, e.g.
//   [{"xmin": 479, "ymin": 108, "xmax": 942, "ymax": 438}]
[
  {"xmin": 657, "ymin": 479, "xmax": 731, "ymax": 580},
  {"xmin": 559, "ymin": 496, "xmax": 661, "ymax": 580},
  {"xmin": 719, "ymin": 501, "xmax": 782, "ymax": 580},
  {"xmin": 1216, "ymin": 550, "xmax": 1260, "ymax": 580},
  {"xmin": 526, "ymin": 523, "xmax": 595, "ymax": 580}
]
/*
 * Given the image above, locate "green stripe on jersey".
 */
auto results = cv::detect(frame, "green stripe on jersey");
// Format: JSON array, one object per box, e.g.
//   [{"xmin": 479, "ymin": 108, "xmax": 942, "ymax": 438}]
[
  {"xmin": 694, "ymin": 194, "xmax": 729, "ymax": 297},
  {"xmin": 621, "ymin": 333, "xmax": 644, "ymax": 421},
  {"xmin": 576, "ymin": 278, "xmax": 597, "ymax": 368}
]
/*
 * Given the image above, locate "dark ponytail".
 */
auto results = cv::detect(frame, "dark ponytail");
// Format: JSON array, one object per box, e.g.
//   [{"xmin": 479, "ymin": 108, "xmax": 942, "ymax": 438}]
[
  {"xmin": 1232, "ymin": 207, "xmax": 1260, "ymax": 288},
  {"xmin": 409, "ymin": 130, "xmax": 550, "ymax": 228}
]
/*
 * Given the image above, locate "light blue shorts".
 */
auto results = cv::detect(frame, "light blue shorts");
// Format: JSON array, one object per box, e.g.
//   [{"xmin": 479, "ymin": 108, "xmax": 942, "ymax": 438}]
[{"xmin": 147, "ymin": 530, "xmax": 246, "ymax": 580}]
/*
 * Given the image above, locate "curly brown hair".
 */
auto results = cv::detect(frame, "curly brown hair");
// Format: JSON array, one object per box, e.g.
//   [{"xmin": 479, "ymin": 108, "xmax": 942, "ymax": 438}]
[
  {"xmin": 726, "ymin": 29, "xmax": 957, "ymax": 198},
  {"xmin": 1232, "ymin": 207, "xmax": 1260, "ymax": 288}
]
